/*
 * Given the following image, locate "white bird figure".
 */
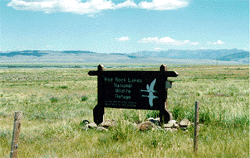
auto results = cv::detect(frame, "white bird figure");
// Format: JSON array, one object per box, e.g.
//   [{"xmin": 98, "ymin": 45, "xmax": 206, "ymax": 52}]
[{"xmin": 141, "ymin": 78, "xmax": 158, "ymax": 107}]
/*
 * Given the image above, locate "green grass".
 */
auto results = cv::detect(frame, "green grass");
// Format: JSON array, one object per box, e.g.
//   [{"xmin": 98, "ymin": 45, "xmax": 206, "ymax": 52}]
[{"xmin": 0, "ymin": 65, "xmax": 249, "ymax": 157}]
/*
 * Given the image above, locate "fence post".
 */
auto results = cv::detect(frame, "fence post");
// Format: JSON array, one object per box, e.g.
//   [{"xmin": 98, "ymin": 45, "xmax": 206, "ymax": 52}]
[
  {"xmin": 194, "ymin": 101, "xmax": 199, "ymax": 153},
  {"xmin": 10, "ymin": 111, "xmax": 22, "ymax": 158}
]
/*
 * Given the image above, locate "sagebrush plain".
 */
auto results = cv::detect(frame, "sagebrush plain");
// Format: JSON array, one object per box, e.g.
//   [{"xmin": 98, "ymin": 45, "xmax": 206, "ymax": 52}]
[{"xmin": 0, "ymin": 65, "xmax": 249, "ymax": 157}]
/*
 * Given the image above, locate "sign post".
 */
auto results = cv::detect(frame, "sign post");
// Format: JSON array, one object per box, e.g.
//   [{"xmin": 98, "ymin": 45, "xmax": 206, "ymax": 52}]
[{"xmin": 88, "ymin": 64, "xmax": 178, "ymax": 125}]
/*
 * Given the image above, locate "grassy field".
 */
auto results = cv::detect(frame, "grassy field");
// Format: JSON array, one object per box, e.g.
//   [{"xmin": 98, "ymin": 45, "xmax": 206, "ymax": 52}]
[{"xmin": 0, "ymin": 65, "xmax": 249, "ymax": 157}]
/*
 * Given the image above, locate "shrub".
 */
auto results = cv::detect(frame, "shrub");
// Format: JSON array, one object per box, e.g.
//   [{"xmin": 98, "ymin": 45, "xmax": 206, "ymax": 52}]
[
  {"xmin": 49, "ymin": 97, "xmax": 58, "ymax": 103},
  {"xmin": 81, "ymin": 95, "xmax": 88, "ymax": 101},
  {"xmin": 123, "ymin": 110, "xmax": 140, "ymax": 123},
  {"xmin": 58, "ymin": 85, "xmax": 68, "ymax": 89},
  {"xmin": 145, "ymin": 110, "xmax": 159, "ymax": 119},
  {"xmin": 172, "ymin": 105, "xmax": 184, "ymax": 120}
]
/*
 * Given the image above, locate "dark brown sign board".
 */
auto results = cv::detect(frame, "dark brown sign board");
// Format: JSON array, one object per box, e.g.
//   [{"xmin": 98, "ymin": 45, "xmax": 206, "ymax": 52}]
[{"xmin": 88, "ymin": 64, "xmax": 178, "ymax": 125}]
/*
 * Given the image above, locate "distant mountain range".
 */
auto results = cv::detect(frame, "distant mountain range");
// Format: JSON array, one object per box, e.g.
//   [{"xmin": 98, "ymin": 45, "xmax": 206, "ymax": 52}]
[
  {"xmin": 0, "ymin": 49, "xmax": 248, "ymax": 64},
  {"xmin": 217, "ymin": 51, "xmax": 249, "ymax": 63},
  {"xmin": 0, "ymin": 50, "xmax": 96, "ymax": 57},
  {"xmin": 130, "ymin": 49, "xmax": 249, "ymax": 60},
  {"xmin": 0, "ymin": 50, "xmax": 48, "ymax": 57}
]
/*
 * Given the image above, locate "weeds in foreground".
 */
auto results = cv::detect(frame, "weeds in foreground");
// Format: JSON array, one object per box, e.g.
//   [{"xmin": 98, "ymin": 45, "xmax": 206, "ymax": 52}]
[
  {"xmin": 49, "ymin": 96, "xmax": 59, "ymax": 103},
  {"xmin": 81, "ymin": 95, "xmax": 88, "ymax": 101}
]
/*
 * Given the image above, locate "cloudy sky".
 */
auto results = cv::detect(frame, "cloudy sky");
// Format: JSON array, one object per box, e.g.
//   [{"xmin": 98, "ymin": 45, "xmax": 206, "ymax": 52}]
[{"xmin": 1, "ymin": 0, "xmax": 249, "ymax": 53}]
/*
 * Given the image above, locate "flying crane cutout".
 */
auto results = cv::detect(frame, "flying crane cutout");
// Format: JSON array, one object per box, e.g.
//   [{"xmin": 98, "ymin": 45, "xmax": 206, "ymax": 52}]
[{"xmin": 141, "ymin": 78, "xmax": 158, "ymax": 107}]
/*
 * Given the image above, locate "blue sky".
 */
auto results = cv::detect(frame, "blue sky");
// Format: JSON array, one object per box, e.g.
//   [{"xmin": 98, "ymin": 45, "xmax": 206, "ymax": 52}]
[{"xmin": 0, "ymin": 0, "xmax": 249, "ymax": 53}]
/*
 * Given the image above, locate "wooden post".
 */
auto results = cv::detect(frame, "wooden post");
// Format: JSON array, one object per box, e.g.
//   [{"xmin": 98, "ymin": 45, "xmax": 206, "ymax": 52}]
[
  {"xmin": 194, "ymin": 101, "xmax": 199, "ymax": 153},
  {"xmin": 159, "ymin": 64, "xmax": 172, "ymax": 124},
  {"xmin": 10, "ymin": 111, "xmax": 22, "ymax": 158},
  {"xmin": 93, "ymin": 64, "xmax": 105, "ymax": 125}
]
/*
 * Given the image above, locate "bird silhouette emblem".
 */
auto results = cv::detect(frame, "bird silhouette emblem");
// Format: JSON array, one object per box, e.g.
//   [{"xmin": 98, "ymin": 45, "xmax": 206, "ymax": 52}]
[{"xmin": 141, "ymin": 78, "xmax": 158, "ymax": 107}]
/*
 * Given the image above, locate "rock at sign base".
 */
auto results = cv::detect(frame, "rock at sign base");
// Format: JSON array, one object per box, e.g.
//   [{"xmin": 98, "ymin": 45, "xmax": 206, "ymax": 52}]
[
  {"xmin": 165, "ymin": 128, "xmax": 173, "ymax": 132},
  {"xmin": 165, "ymin": 128, "xmax": 178, "ymax": 132},
  {"xmin": 88, "ymin": 122, "xmax": 97, "ymax": 129},
  {"xmin": 146, "ymin": 117, "xmax": 160, "ymax": 126},
  {"xmin": 179, "ymin": 119, "xmax": 191, "ymax": 127},
  {"xmin": 168, "ymin": 120, "xmax": 177, "ymax": 125},
  {"xmin": 82, "ymin": 120, "xmax": 90, "ymax": 125},
  {"xmin": 164, "ymin": 120, "xmax": 178, "ymax": 128},
  {"xmin": 164, "ymin": 123, "xmax": 172, "ymax": 128},
  {"xmin": 173, "ymin": 123, "xmax": 179, "ymax": 128},
  {"xmin": 97, "ymin": 126, "xmax": 108, "ymax": 131},
  {"xmin": 154, "ymin": 117, "xmax": 160, "ymax": 121},
  {"xmin": 138, "ymin": 121, "xmax": 156, "ymax": 131},
  {"xmin": 146, "ymin": 117, "xmax": 154, "ymax": 122},
  {"xmin": 101, "ymin": 119, "xmax": 117, "ymax": 128}
]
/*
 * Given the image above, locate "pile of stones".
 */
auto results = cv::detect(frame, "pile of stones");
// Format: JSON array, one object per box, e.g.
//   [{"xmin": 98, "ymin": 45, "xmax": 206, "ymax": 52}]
[
  {"xmin": 81, "ymin": 119, "xmax": 117, "ymax": 131},
  {"xmin": 138, "ymin": 118, "xmax": 191, "ymax": 132},
  {"xmin": 81, "ymin": 118, "xmax": 191, "ymax": 132}
]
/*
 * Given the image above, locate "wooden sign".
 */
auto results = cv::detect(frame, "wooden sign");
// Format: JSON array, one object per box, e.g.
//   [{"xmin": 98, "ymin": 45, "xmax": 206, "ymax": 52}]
[{"xmin": 88, "ymin": 64, "xmax": 178, "ymax": 125}]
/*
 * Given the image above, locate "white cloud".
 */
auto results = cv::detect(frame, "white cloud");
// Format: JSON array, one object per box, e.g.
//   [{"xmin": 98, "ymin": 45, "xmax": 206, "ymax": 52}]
[
  {"xmin": 154, "ymin": 47, "xmax": 161, "ymax": 50},
  {"xmin": 213, "ymin": 40, "xmax": 224, "ymax": 45},
  {"xmin": 7, "ymin": 0, "xmax": 189, "ymax": 15},
  {"xmin": 114, "ymin": 0, "xmax": 137, "ymax": 9},
  {"xmin": 138, "ymin": 37, "xmax": 159, "ymax": 43},
  {"xmin": 190, "ymin": 42, "xmax": 199, "ymax": 45},
  {"xmin": 207, "ymin": 40, "xmax": 225, "ymax": 45},
  {"xmin": 139, "ymin": 0, "xmax": 188, "ymax": 10},
  {"xmin": 7, "ymin": 0, "xmax": 136, "ymax": 14},
  {"xmin": 243, "ymin": 47, "xmax": 249, "ymax": 51},
  {"xmin": 115, "ymin": 36, "xmax": 130, "ymax": 41},
  {"xmin": 138, "ymin": 36, "xmax": 197, "ymax": 45},
  {"xmin": 46, "ymin": 45, "xmax": 53, "ymax": 49}
]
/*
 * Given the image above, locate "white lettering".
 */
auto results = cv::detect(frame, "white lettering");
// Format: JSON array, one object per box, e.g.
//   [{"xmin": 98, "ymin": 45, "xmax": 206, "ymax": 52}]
[
  {"xmin": 115, "ymin": 94, "xmax": 131, "ymax": 100},
  {"xmin": 115, "ymin": 77, "xmax": 127, "ymax": 82},
  {"xmin": 128, "ymin": 78, "xmax": 142, "ymax": 83},
  {"xmin": 104, "ymin": 77, "xmax": 113, "ymax": 82},
  {"xmin": 115, "ymin": 89, "xmax": 131, "ymax": 94},
  {"xmin": 114, "ymin": 83, "xmax": 132, "ymax": 88}
]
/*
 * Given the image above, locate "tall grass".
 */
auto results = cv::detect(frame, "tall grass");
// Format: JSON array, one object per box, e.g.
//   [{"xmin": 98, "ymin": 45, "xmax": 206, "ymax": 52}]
[{"xmin": 0, "ymin": 65, "xmax": 249, "ymax": 157}]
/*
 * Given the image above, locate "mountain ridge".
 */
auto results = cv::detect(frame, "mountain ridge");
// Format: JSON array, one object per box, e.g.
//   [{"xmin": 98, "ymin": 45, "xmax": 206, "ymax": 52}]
[
  {"xmin": 0, "ymin": 49, "xmax": 248, "ymax": 64},
  {"xmin": 129, "ymin": 49, "xmax": 247, "ymax": 60}
]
